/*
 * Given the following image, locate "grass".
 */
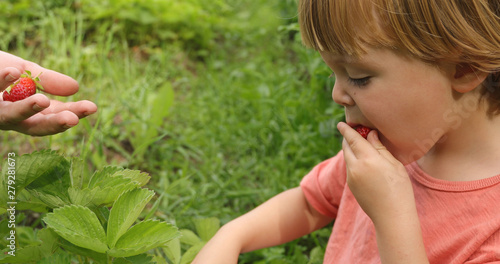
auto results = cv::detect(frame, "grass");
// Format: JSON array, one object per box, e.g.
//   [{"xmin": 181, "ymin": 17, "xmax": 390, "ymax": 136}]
[{"xmin": 0, "ymin": 0, "xmax": 346, "ymax": 262}]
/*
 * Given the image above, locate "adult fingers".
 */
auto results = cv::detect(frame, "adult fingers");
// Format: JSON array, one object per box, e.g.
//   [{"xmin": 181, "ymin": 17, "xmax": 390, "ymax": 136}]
[
  {"xmin": 26, "ymin": 65, "xmax": 79, "ymax": 96},
  {"xmin": 0, "ymin": 94, "xmax": 50, "ymax": 124},
  {"xmin": 0, "ymin": 67, "xmax": 22, "ymax": 92},
  {"xmin": 0, "ymin": 51, "xmax": 78, "ymax": 96},
  {"xmin": 40, "ymin": 100, "xmax": 97, "ymax": 118},
  {"xmin": 16, "ymin": 111, "xmax": 79, "ymax": 136}
]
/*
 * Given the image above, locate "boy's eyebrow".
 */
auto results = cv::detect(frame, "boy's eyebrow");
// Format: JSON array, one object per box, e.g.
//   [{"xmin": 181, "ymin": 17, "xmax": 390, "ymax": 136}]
[
  {"xmin": 330, "ymin": 56, "xmax": 362, "ymax": 65},
  {"xmin": 328, "ymin": 53, "xmax": 359, "ymax": 64}
]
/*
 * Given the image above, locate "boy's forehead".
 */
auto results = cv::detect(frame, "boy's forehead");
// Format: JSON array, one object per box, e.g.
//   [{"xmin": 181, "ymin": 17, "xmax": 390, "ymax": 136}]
[
  {"xmin": 319, "ymin": 51, "xmax": 360, "ymax": 65},
  {"xmin": 319, "ymin": 48, "xmax": 399, "ymax": 68}
]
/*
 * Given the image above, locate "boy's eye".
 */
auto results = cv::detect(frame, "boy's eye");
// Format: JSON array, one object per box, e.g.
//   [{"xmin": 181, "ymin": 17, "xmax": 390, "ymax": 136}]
[{"xmin": 347, "ymin": 76, "xmax": 370, "ymax": 87}]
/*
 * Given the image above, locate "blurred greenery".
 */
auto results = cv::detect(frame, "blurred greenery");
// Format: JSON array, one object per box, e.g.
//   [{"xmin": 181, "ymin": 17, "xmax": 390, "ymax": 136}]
[{"xmin": 0, "ymin": 0, "xmax": 344, "ymax": 262}]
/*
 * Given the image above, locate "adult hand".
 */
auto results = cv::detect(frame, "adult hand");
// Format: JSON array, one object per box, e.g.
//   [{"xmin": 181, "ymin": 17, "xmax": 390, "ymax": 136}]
[{"xmin": 0, "ymin": 51, "xmax": 97, "ymax": 136}]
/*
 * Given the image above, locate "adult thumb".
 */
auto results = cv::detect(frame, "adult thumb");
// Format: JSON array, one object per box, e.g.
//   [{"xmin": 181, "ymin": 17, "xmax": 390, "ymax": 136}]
[{"xmin": 0, "ymin": 67, "xmax": 21, "ymax": 92}]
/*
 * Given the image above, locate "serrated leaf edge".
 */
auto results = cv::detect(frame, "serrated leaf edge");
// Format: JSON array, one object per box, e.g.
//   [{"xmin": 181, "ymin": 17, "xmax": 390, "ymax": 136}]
[
  {"xmin": 43, "ymin": 205, "xmax": 108, "ymax": 253},
  {"xmin": 108, "ymin": 220, "xmax": 180, "ymax": 258},
  {"xmin": 107, "ymin": 188, "xmax": 155, "ymax": 248}
]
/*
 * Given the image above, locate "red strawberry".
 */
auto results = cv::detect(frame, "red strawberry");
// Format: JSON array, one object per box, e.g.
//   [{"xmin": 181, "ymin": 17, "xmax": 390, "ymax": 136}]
[
  {"xmin": 354, "ymin": 125, "xmax": 371, "ymax": 139},
  {"xmin": 2, "ymin": 71, "xmax": 43, "ymax": 102}
]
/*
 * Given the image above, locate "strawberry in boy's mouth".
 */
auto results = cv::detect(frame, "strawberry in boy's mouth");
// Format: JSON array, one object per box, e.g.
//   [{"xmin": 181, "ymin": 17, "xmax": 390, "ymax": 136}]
[{"xmin": 353, "ymin": 125, "xmax": 372, "ymax": 139}]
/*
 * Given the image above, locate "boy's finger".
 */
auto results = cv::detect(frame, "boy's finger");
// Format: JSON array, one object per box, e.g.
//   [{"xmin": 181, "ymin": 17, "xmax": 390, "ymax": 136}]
[
  {"xmin": 341, "ymin": 138, "xmax": 356, "ymax": 165},
  {"xmin": 367, "ymin": 130, "xmax": 399, "ymax": 164},
  {"xmin": 337, "ymin": 122, "xmax": 377, "ymax": 158}
]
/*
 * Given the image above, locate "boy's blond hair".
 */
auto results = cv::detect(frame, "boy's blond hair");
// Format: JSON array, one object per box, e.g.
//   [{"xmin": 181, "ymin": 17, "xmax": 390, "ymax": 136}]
[{"xmin": 299, "ymin": 0, "xmax": 500, "ymax": 114}]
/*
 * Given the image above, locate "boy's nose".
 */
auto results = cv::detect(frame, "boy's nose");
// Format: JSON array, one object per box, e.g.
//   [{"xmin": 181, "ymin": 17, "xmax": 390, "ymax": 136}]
[{"xmin": 332, "ymin": 82, "xmax": 354, "ymax": 106}]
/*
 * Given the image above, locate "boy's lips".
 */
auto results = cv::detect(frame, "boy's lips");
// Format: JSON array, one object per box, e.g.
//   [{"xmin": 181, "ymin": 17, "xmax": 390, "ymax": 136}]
[{"xmin": 346, "ymin": 122, "xmax": 371, "ymax": 130}]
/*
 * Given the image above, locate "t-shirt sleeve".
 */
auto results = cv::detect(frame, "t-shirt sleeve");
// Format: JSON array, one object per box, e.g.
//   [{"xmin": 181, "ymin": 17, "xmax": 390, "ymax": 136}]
[{"xmin": 300, "ymin": 151, "xmax": 347, "ymax": 219}]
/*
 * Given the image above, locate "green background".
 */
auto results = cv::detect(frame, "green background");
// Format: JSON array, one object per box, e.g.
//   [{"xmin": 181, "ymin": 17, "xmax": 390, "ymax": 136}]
[{"xmin": 0, "ymin": 0, "xmax": 344, "ymax": 262}]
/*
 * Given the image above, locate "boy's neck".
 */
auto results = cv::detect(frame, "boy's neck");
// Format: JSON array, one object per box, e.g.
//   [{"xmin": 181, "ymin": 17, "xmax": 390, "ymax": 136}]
[{"xmin": 417, "ymin": 106, "xmax": 500, "ymax": 182}]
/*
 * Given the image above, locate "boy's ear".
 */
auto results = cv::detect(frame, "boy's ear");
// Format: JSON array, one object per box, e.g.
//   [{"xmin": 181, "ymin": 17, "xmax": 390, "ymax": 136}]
[{"xmin": 452, "ymin": 63, "xmax": 488, "ymax": 93}]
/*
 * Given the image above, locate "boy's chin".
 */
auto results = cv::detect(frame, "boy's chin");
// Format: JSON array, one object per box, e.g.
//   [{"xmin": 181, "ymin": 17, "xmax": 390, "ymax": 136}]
[
  {"xmin": 378, "ymin": 136, "xmax": 428, "ymax": 165},
  {"xmin": 386, "ymin": 145, "xmax": 426, "ymax": 165}
]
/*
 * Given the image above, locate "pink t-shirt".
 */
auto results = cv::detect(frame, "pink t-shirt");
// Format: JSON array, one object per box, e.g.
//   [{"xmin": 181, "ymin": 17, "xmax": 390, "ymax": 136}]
[{"xmin": 300, "ymin": 151, "xmax": 500, "ymax": 263}]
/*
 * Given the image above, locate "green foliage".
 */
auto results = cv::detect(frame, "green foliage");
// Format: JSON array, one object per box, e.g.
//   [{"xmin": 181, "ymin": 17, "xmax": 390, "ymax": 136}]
[
  {"xmin": 161, "ymin": 217, "xmax": 221, "ymax": 264},
  {"xmin": 0, "ymin": 0, "xmax": 277, "ymax": 58},
  {"xmin": 0, "ymin": 151, "xmax": 180, "ymax": 263}
]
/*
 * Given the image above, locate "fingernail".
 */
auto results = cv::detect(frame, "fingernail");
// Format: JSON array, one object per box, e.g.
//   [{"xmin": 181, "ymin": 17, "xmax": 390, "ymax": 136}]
[
  {"xmin": 33, "ymin": 104, "xmax": 44, "ymax": 111},
  {"xmin": 5, "ymin": 74, "xmax": 16, "ymax": 82},
  {"xmin": 337, "ymin": 122, "xmax": 344, "ymax": 130},
  {"xmin": 63, "ymin": 124, "xmax": 73, "ymax": 129}
]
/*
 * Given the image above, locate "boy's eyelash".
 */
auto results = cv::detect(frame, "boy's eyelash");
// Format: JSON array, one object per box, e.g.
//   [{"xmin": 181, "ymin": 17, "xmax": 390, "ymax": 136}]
[
  {"xmin": 328, "ymin": 73, "xmax": 370, "ymax": 87},
  {"xmin": 347, "ymin": 76, "xmax": 370, "ymax": 87}
]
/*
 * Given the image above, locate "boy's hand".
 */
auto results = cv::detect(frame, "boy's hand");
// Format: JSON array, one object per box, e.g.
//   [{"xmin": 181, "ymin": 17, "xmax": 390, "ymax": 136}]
[
  {"xmin": 0, "ymin": 52, "xmax": 97, "ymax": 136},
  {"xmin": 337, "ymin": 122, "xmax": 415, "ymax": 225}
]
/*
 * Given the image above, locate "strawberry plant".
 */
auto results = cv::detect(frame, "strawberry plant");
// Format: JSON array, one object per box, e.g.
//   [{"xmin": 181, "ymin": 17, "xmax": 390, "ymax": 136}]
[{"xmin": 0, "ymin": 150, "xmax": 180, "ymax": 263}]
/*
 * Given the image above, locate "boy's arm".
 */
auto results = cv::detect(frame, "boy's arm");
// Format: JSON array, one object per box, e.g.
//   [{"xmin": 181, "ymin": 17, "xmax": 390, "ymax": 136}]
[
  {"xmin": 374, "ymin": 207, "xmax": 428, "ymax": 264},
  {"xmin": 192, "ymin": 187, "xmax": 334, "ymax": 264}
]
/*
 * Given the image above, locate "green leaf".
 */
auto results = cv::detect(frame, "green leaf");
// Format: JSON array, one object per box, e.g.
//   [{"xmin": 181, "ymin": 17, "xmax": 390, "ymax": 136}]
[
  {"xmin": 162, "ymin": 237, "xmax": 181, "ymax": 264},
  {"xmin": 89, "ymin": 182, "xmax": 138, "ymax": 207},
  {"xmin": 151, "ymin": 82, "xmax": 174, "ymax": 127},
  {"xmin": 43, "ymin": 205, "xmax": 108, "ymax": 253},
  {"xmin": 193, "ymin": 217, "xmax": 220, "ymax": 242},
  {"xmin": 11, "ymin": 150, "xmax": 67, "ymax": 189},
  {"xmin": 37, "ymin": 228, "xmax": 59, "ymax": 257},
  {"xmin": 108, "ymin": 220, "xmax": 179, "ymax": 258},
  {"xmin": 0, "ymin": 150, "xmax": 69, "ymax": 206},
  {"xmin": 180, "ymin": 243, "xmax": 205, "ymax": 264},
  {"xmin": 27, "ymin": 190, "xmax": 68, "ymax": 208},
  {"xmin": 86, "ymin": 167, "xmax": 151, "ymax": 206},
  {"xmin": 37, "ymin": 249, "xmax": 73, "ymax": 264},
  {"xmin": 132, "ymin": 82, "xmax": 174, "ymax": 157},
  {"xmin": 307, "ymin": 246, "xmax": 325, "ymax": 264},
  {"xmin": 0, "ymin": 228, "xmax": 58, "ymax": 263},
  {"xmin": 15, "ymin": 189, "xmax": 48, "ymax": 212},
  {"xmin": 58, "ymin": 236, "xmax": 107, "ymax": 263},
  {"xmin": 23, "ymin": 152, "xmax": 70, "ymax": 193},
  {"xmin": 112, "ymin": 169, "xmax": 150, "ymax": 186},
  {"xmin": 0, "ymin": 244, "xmax": 44, "ymax": 263},
  {"xmin": 112, "ymin": 254, "xmax": 155, "ymax": 264},
  {"xmin": 88, "ymin": 167, "xmax": 150, "ymax": 189},
  {"xmin": 68, "ymin": 187, "xmax": 97, "ymax": 206},
  {"xmin": 69, "ymin": 157, "xmax": 85, "ymax": 189},
  {"xmin": 87, "ymin": 166, "xmax": 123, "ymax": 188},
  {"xmin": 179, "ymin": 229, "xmax": 202, "ymax": 246},
  {"xmin": 107, "ymin": 188, "xmax": 155, "ymax": 248}
]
